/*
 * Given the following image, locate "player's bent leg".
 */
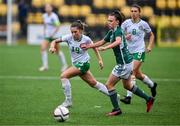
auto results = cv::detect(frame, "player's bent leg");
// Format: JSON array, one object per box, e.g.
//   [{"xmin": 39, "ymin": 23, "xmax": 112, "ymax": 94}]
[
  {"xmin": 80, "ymin": 71, "xmax": 109, "ymax": 96},
  {"xmin": 39, "ymin": 41, "xmax": 49, "ymax": 71},
  {"xmin": 106, "ymin": 74, "xmax": 122, "ymax": 116},
  {"xmin": 121, "ymin": 75, "xmax": 135, "ymax": 104},
  {"xmin": 134, "ymin": 60, "xmax": 157, "ymax": 97},
  {"xmin": 55, "ymin": 45, "xmax": 68, "ymax": 72},
  {"xmin": 60, "ymin": 67, "xmax": 81, "ymax": 108},
  {"xmin": 60, "ymin": 78, "xmax": 72, "ymax": 108},
  {"xmin": 130, "ymin": 84, "xmax": 155, "ymax": 112},
  {"xmin": 136, "ymin": 71, "xmax": 157, "ymax": 97}
]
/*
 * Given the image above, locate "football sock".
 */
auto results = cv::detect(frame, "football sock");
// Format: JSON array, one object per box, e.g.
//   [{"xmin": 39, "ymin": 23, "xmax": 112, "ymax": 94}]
[
  {"xmin": 94, "ymin": 81, "xmax": 109, "ymax": 96},
  {"xmin": 58, "ymin": 51, "xmax": 67, "ymax": 67},
  {"xmin": 142, "ymin": 75, "xmax": 154, "ymax": 88},
  {"xmin": 42, "ymin": 50, "xmax": 48, "ymax": 68},
  {"xmin": 61, "ymin": 78, "xmax": 72, "ymax": 101},
  {"xmin": 126, "ymin": 78, "xmax": 136, "ymax": 97},
  {"xmin": 127, "ymin": 90, "xmax": 133, "ymax": 97},
  {"xmin": 131, "ymin": 85, "xmax": 150, "ymax": 101},
  {"xmin": 108, "ymin": 90, "xmax": 120, "ymax": 110}
]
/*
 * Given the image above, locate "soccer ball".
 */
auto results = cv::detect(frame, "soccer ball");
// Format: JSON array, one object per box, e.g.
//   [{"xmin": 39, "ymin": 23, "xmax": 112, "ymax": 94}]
[{"xmin": 53, "ymin": 106, "xmax": 69, "ymax": 122}]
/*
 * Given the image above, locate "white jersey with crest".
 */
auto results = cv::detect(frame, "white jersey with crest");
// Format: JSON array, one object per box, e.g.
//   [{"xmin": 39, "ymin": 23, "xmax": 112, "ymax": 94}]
[
  {"xmin": 121, "ymin": 19, "xmax": 152, "ymax": 53},
  {"xmin": 61, "ymin": 34, "xmax": 93, "ymax": 64},
  {"xmin": 43, "ymin": 12, "xmax": 60, "ymax": 38}
]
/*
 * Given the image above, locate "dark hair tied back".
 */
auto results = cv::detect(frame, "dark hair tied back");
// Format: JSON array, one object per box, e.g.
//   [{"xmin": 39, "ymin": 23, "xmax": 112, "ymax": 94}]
[
  {"xmin": 110, "ymin": 10, "xmax": 125, "ymax": 26},
  {"xmin": 71, "ymin": 20, "xmax": 88, "ymax": 30}
]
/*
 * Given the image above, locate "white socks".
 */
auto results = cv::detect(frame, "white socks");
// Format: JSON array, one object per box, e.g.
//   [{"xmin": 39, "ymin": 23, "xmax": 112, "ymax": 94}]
[
  {"xmin": 58, "ymin": 51, "xmax": 67, "ymax": 67},
  {"xmin": 41, "ymin": 50, "xmax": 67, "ymax": 70},
  {"xmin": 61, "ymin": 78, "xmax": 72, "ymax": 101},
  {"xmin": 41, "ymin": 50, "xmax": 48, "ymax": 68},
  {"xmin": 126, "ymin": 77, "xmax": 136, "ymax": 97},
  {"xmin": 143, "ymin": 75, "xmax": 154, "ymax": 88},
  {"xmin": 94, "ymin": 81, "xmax": 109, "ymax": 96}
]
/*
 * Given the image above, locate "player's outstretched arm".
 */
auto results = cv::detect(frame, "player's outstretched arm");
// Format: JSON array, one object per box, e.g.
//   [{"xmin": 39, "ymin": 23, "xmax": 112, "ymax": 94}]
[
  {"xmin": 81, "ymin": 39, "xmax": 105, "ymax": 50},
  {"xmin": 99, "ymin": 37, "xmax": 121, "ymax": 51},
  {"xmin": 49, "ymin": 38, "xmax": 62, "ymax": 53},
  {"xmin": 92, "ymin": 47, "xmax": 104, "ymax": 69}
]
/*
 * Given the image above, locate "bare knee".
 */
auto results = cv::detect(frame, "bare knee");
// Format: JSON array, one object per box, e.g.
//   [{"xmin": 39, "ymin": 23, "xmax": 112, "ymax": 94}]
[
  {"xmin": 106, "ymin": 83, "xmax": 114, "ymax": 90},
  {"xmin": 123, "ymin": 79, "xmax": 133, "ymax": 90},
  {"xmin": 60, "ymin": 72, "xmax": 67, "ymax": 79},
  {"xmin": 135, "ymin": 72, "xmax": 144, "ymax": 80}
]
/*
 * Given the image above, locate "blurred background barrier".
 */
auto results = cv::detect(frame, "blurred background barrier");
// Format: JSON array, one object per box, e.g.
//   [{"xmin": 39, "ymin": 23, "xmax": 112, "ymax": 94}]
[{"xmin": 0, "ymin": 0, "xmax": 180, "ymax": 46}]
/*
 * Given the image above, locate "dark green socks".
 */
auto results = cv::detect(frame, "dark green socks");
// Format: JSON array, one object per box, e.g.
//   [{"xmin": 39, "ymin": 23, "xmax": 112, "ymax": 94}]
[
  {"xmin": 131, "ymin": 85, "xmax": 150, "ymax": 101},
  {"xmin": 108, "ymin": 90, "xmax": 120, "ymax": 110}
]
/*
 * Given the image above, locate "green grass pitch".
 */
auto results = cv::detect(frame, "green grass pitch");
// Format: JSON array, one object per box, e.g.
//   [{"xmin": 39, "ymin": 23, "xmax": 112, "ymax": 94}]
[{"xmin": 0, "ymin": 45, "xmax": 180, "ymax": 125}]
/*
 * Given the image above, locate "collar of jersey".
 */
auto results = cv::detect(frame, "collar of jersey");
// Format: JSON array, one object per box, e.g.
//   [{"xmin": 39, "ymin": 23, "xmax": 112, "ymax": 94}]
[
  {"xmin": 73, "ymin": 35, "xmax": 82, "ymax": 42},
  {"xmin": 131, "ymin": 19, "xmax": 141, "ymax": 24}
]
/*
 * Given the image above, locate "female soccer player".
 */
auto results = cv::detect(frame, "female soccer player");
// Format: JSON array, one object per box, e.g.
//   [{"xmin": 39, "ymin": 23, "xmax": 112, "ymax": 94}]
[
  {"xmin": 39, "ymin": 4, "xmax": 67, "ymax": 72},
  {"xmin": 82, "ymin": 11, "xmax": 154, "ymax": 116},
  {"xmin": 49, "ymin": 20, "xmax": 109, "ymax": 107},
  {"xmin": 120, "ymin": 4, "xmax": 157, "ymax": 104}
]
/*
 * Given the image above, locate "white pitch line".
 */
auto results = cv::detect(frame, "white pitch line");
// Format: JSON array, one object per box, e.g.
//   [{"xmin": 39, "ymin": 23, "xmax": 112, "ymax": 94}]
[{"xmin": 0, "ymin": 75, "xmax": 180, "ymax": 82}]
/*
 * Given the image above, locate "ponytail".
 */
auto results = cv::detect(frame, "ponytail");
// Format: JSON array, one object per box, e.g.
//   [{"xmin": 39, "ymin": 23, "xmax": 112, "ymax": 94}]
[
  {"xmin": 110, "ymin": 10, "xmax": 125, "ymax": 26},
  {"xmin": 71, "ymin": 20, "xmax": 88, "ymax": 30}
]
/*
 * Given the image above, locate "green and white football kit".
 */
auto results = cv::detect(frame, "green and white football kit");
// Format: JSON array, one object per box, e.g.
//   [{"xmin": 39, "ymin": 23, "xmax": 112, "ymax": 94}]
[
  {"xmin": 59, "ymin": 34, "xmax": 110, "ymax": 107},
  {"xmin": 121, "ymin": 19, "xmax": 152, "ymax": 62},
  {"xmin": 120, "ymin": 19, "xmax": 157, "ymax": 102},
  {"xmin": 104, "ymin": 26, "xmax": 153, "ymax": 114},
  {"xmin": 104, "ymin": 26, "xmax": 133, "ymax": 79},
  {"xmin": 43, "ymin": 12, "xmax": 60, "ymax": 42},
  {"xmin": 39, "ymin": 12, "xmax": 67, "ymax": 72},
  {"xmin": 61, "ymin": 34, "xmax": 92, "ymax": 74}
]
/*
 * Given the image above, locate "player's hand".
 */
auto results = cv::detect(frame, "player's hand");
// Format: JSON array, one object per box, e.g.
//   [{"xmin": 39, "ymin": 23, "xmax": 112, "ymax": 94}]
[
  {"xmin": 49, "ymin": 46, "xmax": 56, "ymax": 53},
  {"xmin": 98, "ymin": 47, "xmax": 106, "ymax": 51},
  {"xmin": 146, "ymin": 47, "xmax": 152, "ymax": 53},
  {"xmin": 126, "ymin": 34, "xmax": 132, "ymax": 41},
  {"xmin": 99, "ymin": 60, "xmax": 104, "ymax": 70},
  {"xmin": 80, "ymin": 43, "xmax": 91, "ymax": 50}
]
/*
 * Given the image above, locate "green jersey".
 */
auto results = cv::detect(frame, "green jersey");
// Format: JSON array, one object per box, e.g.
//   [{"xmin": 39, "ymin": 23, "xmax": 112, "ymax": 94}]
[{"xmin": 104, "ymin": 26, "xmax": 133, "ymax": 65}]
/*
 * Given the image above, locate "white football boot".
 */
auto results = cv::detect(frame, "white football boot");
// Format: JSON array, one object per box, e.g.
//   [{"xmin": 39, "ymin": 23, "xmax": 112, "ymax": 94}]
[
  {"xmin": 60, "ymin": 99, "xmax": 72, "ymax": 108},
  {"xmin": 39, "ymin": 66, "xmax": 48, "ymax": 71}
]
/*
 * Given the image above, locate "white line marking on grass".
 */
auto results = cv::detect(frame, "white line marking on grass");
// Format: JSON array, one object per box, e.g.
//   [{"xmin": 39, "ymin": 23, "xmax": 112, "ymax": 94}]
[
  {"xmin": 0, "ymin": 75, "xmax": 180, "ymax": 82},
  {"xmin": 94, "ymin": 105, "xmax": 102, "ymax": 108}
]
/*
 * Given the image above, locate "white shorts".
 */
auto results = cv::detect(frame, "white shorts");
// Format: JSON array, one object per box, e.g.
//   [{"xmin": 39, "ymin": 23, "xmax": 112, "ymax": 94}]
[{"xmin": 112, "ymin": 62, "xmax": 133, "ymax": 79}]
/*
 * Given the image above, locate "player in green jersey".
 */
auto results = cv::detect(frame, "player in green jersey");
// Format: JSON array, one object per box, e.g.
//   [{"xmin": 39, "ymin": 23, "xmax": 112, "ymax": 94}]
[
  {"xmin": 82, "ymin": 11, "xmax": 154, "ymax": 116},
  {"xmin": 120, "ymin": 4, "xmax": 157, "ymax": 104}
]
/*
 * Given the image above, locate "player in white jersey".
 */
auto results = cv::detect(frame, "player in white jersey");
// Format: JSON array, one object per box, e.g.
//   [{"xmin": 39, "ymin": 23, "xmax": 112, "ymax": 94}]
[
  {"xmin": 120, "ymin": 4, "xmax": 157, "ymax": 104},
  {"xmin": 49, "ymin": 20, "xmax": 109, "ymax": 107},
  {"xmin": 39, "ymin": 4, "xmax": 67, "ymax": 72}
]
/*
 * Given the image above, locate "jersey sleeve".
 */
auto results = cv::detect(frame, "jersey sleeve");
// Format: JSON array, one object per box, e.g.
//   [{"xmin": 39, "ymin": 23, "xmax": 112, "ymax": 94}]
[
  {"xmin": 85, "ymin": 36, "xmax": 93, "ymax": 44},
  {"xmin": 121, "ymin": 21, "xmax": 126, "ymax": 32},
  {"xmin": 61, "ymin": 34, "xmax": 71, "ymax": 43},
  {"xmin": 103, "ymin": 31, "xmax": 111, "ymax": 43},
  {"xmin": 143, "ymin": 22, "xmax": 152, "ymax": 33},
  {"xmin": 114, "ymin": 28, "xmax": 122, "ymax": 38}
]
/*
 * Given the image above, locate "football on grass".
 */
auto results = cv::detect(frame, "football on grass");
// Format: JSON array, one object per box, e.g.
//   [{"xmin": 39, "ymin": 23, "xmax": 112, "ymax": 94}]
[{"xmin": 53, "ymin": 106, "xmax": 69, "ymax": 122}]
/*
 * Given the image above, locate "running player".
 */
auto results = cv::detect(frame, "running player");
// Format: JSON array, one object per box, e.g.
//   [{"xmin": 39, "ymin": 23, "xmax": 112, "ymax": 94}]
[
  {"xmin": 120, "ymin": 4, "xmax": 157, "ymax": 104},
  {"xmin": 49, "ymin": 20, "xmax": 109, "ymax": 107},
  {"xmin": 39, "ymin": 4, "xmax": 67, "ymax": 72},
  {"xmin": 82, "ymin": 10, "xmax": 154, "ymax": 116}
]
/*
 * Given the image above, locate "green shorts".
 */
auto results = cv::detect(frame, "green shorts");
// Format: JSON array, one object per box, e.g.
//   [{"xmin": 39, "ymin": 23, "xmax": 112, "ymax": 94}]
[
  {"xmin": 45, "ymin": 37, "xmax": 55, "ymax": 43},
  {"xmin": 74, "ymin": 61, "xmax": 90, "ymax": 74},
  {"xmin": 132, "ymin": 52, "xmax": 145, "ymax": 62}
]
